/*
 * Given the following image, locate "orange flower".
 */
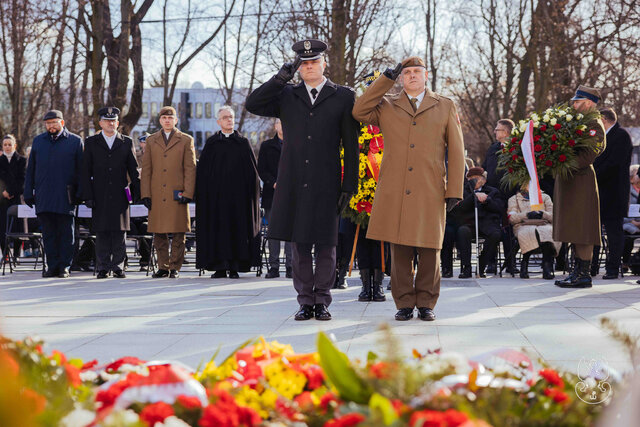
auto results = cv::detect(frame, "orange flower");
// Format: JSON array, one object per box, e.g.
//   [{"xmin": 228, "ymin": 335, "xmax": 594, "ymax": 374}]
[
  {"xmin": 21, "ymin": 388, "xmax": 46, "ymax": 414},
  {"xmin": 544, "ymin": 387, "xmax": 570, "ymax": 404},
  {"xmin": 539, "ymin": 369, "xmax": 564, "ymax": 388}
]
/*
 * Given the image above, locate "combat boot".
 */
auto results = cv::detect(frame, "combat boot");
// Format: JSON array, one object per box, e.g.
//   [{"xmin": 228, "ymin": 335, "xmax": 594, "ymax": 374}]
[
  {"xmin": 358, "ymin": 269, "xmax": 372, "ymax": 301},
  {"xmin": 372, "ymin": 269, "xmax": 386, "ymax": 302}
]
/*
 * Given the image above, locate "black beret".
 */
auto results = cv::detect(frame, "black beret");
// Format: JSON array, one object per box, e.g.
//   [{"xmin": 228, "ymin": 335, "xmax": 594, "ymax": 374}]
[
  {"xmin": 292, "ymin": 39, "xmax": 328, "ymax": 61},
  {"xmin": 43, "ymin": 110, "xmax": 63, "ymax": 121}
]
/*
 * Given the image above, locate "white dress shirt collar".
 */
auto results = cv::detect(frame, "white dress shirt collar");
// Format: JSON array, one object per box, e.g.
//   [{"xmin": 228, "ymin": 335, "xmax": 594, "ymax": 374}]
[
  {"xmin": 103, "ymin": 132, "xmax": 117, "ymax": 149},
  {"xmin": 304, "ymin": 77, "xmax": 327, "ymax": 104},
  {"xmin": 407, "ymin": 90, "xmax": 426, "ymax": 108}
]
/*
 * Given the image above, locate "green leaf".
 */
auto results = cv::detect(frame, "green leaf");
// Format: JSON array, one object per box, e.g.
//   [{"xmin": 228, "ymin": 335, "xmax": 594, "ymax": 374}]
[
  {"xmin": 369, "ymin": 392, "xmax": 398, "ymax": 425},
  {"xmin": 317, "ymin": 332, "xmax": 372, "ymax": 404}
]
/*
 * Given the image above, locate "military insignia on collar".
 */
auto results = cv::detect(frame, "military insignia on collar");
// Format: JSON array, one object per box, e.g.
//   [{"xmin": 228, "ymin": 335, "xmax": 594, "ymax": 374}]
[{"xmin": 304, "ymin": 40, "xmax": 311, "ymax": 51}]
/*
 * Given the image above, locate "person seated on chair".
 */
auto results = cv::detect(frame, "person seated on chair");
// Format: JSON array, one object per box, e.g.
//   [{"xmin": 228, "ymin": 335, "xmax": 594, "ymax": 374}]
[
  {"xmin": 0, "ymin": 134, "xmax": 26, "ymax": 258},
  {"xmin": 622, "ymin": 164, "xmax": 640, "ymax": 271},
  {"xmin": 508, "ymin": 182, "xmax": 560, "ymax": 280},
  {"xmin": 450, "ymin": 167, "xmax": 504, "ymax": 278}
]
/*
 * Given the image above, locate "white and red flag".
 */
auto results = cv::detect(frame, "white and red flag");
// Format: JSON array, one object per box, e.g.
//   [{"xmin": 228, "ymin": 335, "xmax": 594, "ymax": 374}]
[{"xmin": 520, "ymin": 120, "xmax": 544, "ymax": 210}]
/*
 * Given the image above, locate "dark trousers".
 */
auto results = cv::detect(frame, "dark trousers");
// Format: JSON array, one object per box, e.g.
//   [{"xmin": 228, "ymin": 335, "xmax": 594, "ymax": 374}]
[
  {"xmin": 441, "ymin": 222, "xmax": 456, "ymax": 270},
  {"xmin": 355, "ymin": 233, "xmax": 383, "ymax": 270},
  {"xmin": 265, "ymin": 208, "xmax": 291, "ymax": 271},
  {"xmin": 593, "ymin": 217, "xmax": 624, "ymax": 273},
  {"xmin": 38, "ymin": 212, "xmax": 74, "ymax": 273},
  {"xmin": 456, "ymin": 222, "xmax": 501, "ymax": 266},
  {"xmin": 291, "ymin": 242, "xmax": 335, "ymax": 306},
  {"xmin": 96, "ymin": 231, "xmax": 126, "ymax": 272},
  {"xmin": 154, "ymin": 233, "xmax": 186, "ymax": 271}
]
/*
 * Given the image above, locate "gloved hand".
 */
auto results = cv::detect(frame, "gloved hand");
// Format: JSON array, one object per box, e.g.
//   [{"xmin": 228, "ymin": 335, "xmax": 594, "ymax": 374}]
[
  {"xmin": 178, "ymin": 196, "xmax": 192, "ymax": 205},
  {"xmin": 337, "ymin": 192, "xmax": 352, "ymax": 214},
  {"xmin": 383, "ymin": 62, "xmax": 403, "ymax": 80},
  {"xmin": 446, "ymin": 198, "xmax": 461, "ymax": 212},
  {"xmin": 141, "ymin": 197, "xmax": 152, "ymax": 210},
  {"xmin": 24, "ymin": 197, "xmax": 35, "ymax": 208},
  {"xmin": 527, "ymin": 211, "xmax": 543, "ymax": 219},
  {"xmin": 85, "ymin": 200, "xmax": 94, "ymax": 209},
  {"xmin": 275, "ymin": 56, "xmax": 303, "ymax": 84}
]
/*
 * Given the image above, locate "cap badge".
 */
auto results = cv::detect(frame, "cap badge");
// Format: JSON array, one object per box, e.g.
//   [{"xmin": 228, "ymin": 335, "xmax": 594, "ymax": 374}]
[{"xmin": 304, "ymin": 40, "xmax": 311, "ymax": 50}]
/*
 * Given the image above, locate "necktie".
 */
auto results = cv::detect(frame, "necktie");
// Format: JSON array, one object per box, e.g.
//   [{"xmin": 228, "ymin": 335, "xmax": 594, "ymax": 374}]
[
  {"xmin": 311, "ymin": 88, "xmax": 318, "ymax": 100},
  {"xmin": 410, "ymin": 97, "xmax": 418, "ymax": 112}
]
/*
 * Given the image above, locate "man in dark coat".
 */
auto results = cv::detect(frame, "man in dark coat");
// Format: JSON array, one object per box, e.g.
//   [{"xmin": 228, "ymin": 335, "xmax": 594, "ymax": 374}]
[
  {"xmin": 24, "ymin": 110, "xmax": 83, "ymax": 278},
  {"xmin": 257, "ymin": 118, "xmax": 292, "ymax": 278},
  {"xmin": 245, "ymin": 39, "xmax": 359, "ymax": 321},
  {"xmin": 0, "ymin": 134, "xmax": 26, "ymax": 254},
  {"xmin": 450, "ymin": 167, "xmax": 505, "ymax": 278},
  {"xmin": 80, "ymin": 107, "xmax": 140, "ymax": 279},
  {"xmin": 195, "ymin": 105, "xmax": 261, "ymax": 278},
  {"xmin": 590, "ymin": 107, "xmax": 633, "ymax": 279}
]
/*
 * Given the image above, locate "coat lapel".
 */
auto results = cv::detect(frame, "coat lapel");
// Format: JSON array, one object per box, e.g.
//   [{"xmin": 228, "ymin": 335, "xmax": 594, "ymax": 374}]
[
  {"xmin": 312, "ymin": 79, "xmax": 337, "ymax": 108},
  {"xmin": 165, "ymin": 129, "xmax": 181, "ymax": 151},
  {"xmin": 393, "ymin": 91, "xmax": 416, "ymax": 117},
  {"xmin": 111, "ymin": 132, "xmax": 124, "ymax": 152},
  {"xmin": 293, "ymin": 83, "xmax": 313, "ymax": 109},
  {"xmin": 415, "ymin": 89, "xmax": 439, "ymax": 116}
]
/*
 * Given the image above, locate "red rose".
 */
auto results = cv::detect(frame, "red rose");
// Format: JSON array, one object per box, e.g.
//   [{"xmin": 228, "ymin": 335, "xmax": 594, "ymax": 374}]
[
  {"xmin": 509, "ymin": 146, "xmax": 515, "ymax": 152},
  {"xmin": 534, "ymin": 144, "xmax": 542, "ymax": 152},
  {"xmin": 554, "ymin": 123, "xmax": 562, "ymax": 130},
  {"xmin": 551, "ymin": 134, "xmax": 557, "ymax": 141},
  {"xmin": 140, "ymin": 402, "xmax": 174, "ymax": 426},
  {"xmin": 539, "ymin": 154, "xmax": 546, "ymax": 160},
  {"xmin": 508, "ymin": 167, "xmax": 514, "ymax": 173},
  {"xmin": 511, "ymin": 136, "xmax": 518, "ymax": 142},
  {"xmin": 576, "ymin": 129, "xmax": 583, "ymax": 136},
  {"xmin": 539, "ymin": 369, "xmax": 564, "ymax": 388},
  {"xmin": 545, "ymin": 160, "xmax": 553, "ymax": 166},
  {"xmin": 512, "ymin": 154, "xmax": 518, "ymax": 160},
  {"xmin": 568, "ymin": 139, "xmax": 576, "ymax": 147},
  {"xmin": 534, "ymin": 135, "xmax": 541, "ymax": 142},
  {"xmin": 540, "ymin": 125, "xmax": 547, "ymax": 131},
  {"xmin": 559, "ymin": 154, "xmax": 567, "ymax": 162},
  {"xmin": 550, "ymin": 144, "xmax": 558, "ymax": 151}
]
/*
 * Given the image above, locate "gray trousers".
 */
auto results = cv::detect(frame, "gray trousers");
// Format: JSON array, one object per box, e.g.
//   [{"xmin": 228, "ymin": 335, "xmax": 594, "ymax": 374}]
[
  {"xmin": 291, "ymin": 242, "xmax": 335, "ymax": 306},
  {"xmin": 96, "ymin": 231, "xmax": 126, "ymax": 272}
]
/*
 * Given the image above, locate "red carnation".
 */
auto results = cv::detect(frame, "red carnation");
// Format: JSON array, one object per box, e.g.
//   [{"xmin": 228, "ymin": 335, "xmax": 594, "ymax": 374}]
[
  {"xmin": 534, "ymin": 135, "xmax": 541, "ymax": 142},
  {"xmin": 511, "ymin": 136, "xmax": 518, "ymax": 142},
  {"xmin": 540, "ymin": 125, "xmax": 547, "ymax": 131},
  {"xmin": 508, "ymin": 167, "xmax": 514, "ymax": 173},
  {"xmin": 559, "ymin": 154, "xmax": 567, "ymax": 162},
  {"xmin": 324, "ymin": 413, "xmax": 367, "ymax": 427},
  {"xmin": 509, "ymin": 146, "xmax": 515, "ymax": 152},
  {"xmin": 539, "ymin": 369, "xmax": 564, "ymax": 388},
  {"xmin": 177, "ymin": 394, "xmax": 202, "ymax": 409},
  {"xmin": 140, "ymin": 402, "xmax": 174, "ymax": 426},
  {"xmin": 550, "ymin": 144, "xmax": 558, "ymax": 151},
  {"xmin": 568, "ymin": 139, "xmax": 576, "ymax": 147},
  {"xmin": 544, "ymin": 387, "xmax": 570, "ymax": 404},
  {"xmin": 551, "ymin": 134, "xmax": 558, "ymax": 142},
  {"xmin": 512, "ymin": 154, "xmax": 518, "ymax": 160},
  {"xmin": 545, "ymin": 160, "xmax": 553, "ymax": 166},
  {"xmin": 534, "ymin": 144, "xmax": 542, "ymax": 152},
  {"xmin": 554, "ymin": 123, "xmax": 562, "ymax": 130},
  {"xmin": 576, "ymin": 129, "xmax": 584, "ymax": 136}
]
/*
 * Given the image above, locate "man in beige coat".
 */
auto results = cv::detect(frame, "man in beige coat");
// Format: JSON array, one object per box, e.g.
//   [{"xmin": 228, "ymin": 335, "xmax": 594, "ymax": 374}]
[
  {"xmin": 141, "ymin": 106, "xmax": 197, "ymax": 278},
  {"xmin": 352, "ymin": 57, "xmax": 465, "ymax": 321}
]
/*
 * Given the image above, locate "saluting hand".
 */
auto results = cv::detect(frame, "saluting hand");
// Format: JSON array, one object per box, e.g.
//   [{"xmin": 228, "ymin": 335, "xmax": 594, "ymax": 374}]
[
  {"xmin": 383, "ymin": 63, "xmax": 403, "ymax": 81},
  {"xmin": 275, "ymin": 56, "xmax": 303, "ymax": 84}
]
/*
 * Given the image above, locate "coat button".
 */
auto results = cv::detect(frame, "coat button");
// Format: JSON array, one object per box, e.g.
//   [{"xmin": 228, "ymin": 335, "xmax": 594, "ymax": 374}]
[
  {"xmin": 305, "ymin": 159, "xmax": 309, "ymax": 164},
  {"xmin": 310, "ymin": 112, "xmax": 313, "ymax": 117},
  {"xmin": 303, "ymin": 184, "xmax": 308, "ymax": 188},
  {"xmin": 406, "ymin": 190, "xmax": 411, "ymax": 195},
  {"xmin": 163, "ymin": 169, "xmax": 167, "ymax": 172},
  {"xmin": 307, "ymin": 136, "xmax": 311, "ymax": 140},
  {"xmin": 108, "ymin": 167, "xmax": 112, "ymax": 171},
  {"xmin": 163, "ymin": 198, "xmax": 166, "ymax": 201},
  {"xmin": 163, "ymin": 184, "xmax": 166, "ymax": 187},
  {"xmin": 410, "ymin": 144, "xmax": 415, "ymax": 148},
  {"xmin": 408, "ymin": 167, "xmax": 413, "ymax": 171},
  {"xmin": 413, "ymin": 122, "xmax": 417, "ymax": 125}
]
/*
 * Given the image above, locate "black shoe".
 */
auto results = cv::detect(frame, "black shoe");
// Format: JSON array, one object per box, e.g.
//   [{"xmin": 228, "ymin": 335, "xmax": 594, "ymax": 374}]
[
  {"xmin": 519, "ymin": 257, "xmax": 530, "ymax": 279},
  {"xmin": 58, "ymin": 268, "xmax": 70, "ymax": 278},
  {"xmin": 602, "ymin": 271, "xmax": 619, "ymax": 280},
  {"xmin": 42, "ymin": 269, "xmax": 58, "ymax": 278},
  {"xmin": 417, "ymin": 307, "xmax": 436, "ymax": 321},
  {"xmin": 152, "ymin": 269, "xmax": 170, "ymax": 278},
  {"xmin": 542, "ymin": 261, "xmax": 555, "ymax": 280},
  {"xmin": 228, "ymin": 270, "xmax": 240, "ymax": 279},
  {"xmin": 358, "ymin": 268, "xmax": 372, "ymax": 302},
  {"xmin": 590, "ymin": 262, "xmax": 599, "ymax": 277},
  {"xmin": 336, "ymin": 263, "xmax": 348, "ymax": 289},
  {"xmin": 169, "ymin": 269, "xmax": 179, "ymax": 278},
  {"xmin": 211, "ymin": 270, "xmax": 227, "ymax": 278},
  {"xmin": 459, "ymin": 265, "xmax": 472, "ymax": 279},
  {"xmin": 265, "ymin": 269, "xmax": 280, "ymax": 278},
  {"xmin": 285, "ymin": 267, "xmax": 292, "ymax": 278},
  {"xmin": 485, "ymin": 263, "xmax": 497, "ymax": 274},
  {"xmin": 395, "ymin": 308, "xmax": 414, "ymax": 321},
  {"xmin": 294, "ymin": 304, "xmax": 314, "ymax": 321},
  {"xmin": 113, "ymin": 269, "xmax": 126, "ymax": 279},
  {"xmin": 372, "ymin": 269, "xmax": 386, "ymax": 302},
  {"xmin": 97, "ymin": 270, "xmax": 109, "ymax": 279},
  {"xmin": 314, "ymin": 304, "xmax": 332, "ymax": 321},
  {"xmin": 441, "ymin": 267, "xmax": 453, "ymax": 278}
]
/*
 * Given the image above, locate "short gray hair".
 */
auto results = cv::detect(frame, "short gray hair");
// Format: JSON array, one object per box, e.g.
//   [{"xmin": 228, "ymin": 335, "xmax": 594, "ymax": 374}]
[
  {"xmin": 630, "ymin": 164, "xmax": 639, "ymax": 177},
  {"xmin": 216, "ymin": 105, "xmax": 235, "ymax": 119}
]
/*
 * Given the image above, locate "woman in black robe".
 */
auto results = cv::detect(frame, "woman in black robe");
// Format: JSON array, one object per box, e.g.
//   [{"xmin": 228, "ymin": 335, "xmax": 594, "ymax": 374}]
[
  {"xmin": 0, "ymin": 135, "xmax": 26, "ymax": 255},
  {"xmin": 195, "ymin": 130, "xmax": 261, "ymax": 278}
]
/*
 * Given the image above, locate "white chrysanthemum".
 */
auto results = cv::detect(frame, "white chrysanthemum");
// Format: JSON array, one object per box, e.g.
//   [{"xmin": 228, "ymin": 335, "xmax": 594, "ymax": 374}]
[
  {"xmin": 530, "ymin": 113, "xmax": 539, "ymax": 121},
  {"xmin": 549, "ymin": 118, "xmax": 557, "ymax": 126},
  {"xmin": 533, "ymin": 121, "xmax": 539, "ymax": 128},
  {"xmin": 565, "ymin": 114, "xmax": 573, "ymax": 122},
  {"xmin": 60, "ymin": 408, "xmax": 95, "ymax": 427},
  {"xmin": 557, "ymin": 109, "xmax": 566, "ymax": 116},
  {"xmin": 542, "ymin": 115, "xmax": 550, "ymax": 122}
]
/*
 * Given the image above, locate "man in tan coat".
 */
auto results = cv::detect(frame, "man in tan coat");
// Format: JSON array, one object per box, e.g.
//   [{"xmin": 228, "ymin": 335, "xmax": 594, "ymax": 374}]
[
  {"xmin": 352, "ymin": 57, "xmax": 465, "ymax": 321},
  {"xmin": 141, "ymin": 106, "xmax": 197, "ymax": 278},
  {"xmin": 554, "ymin": 85, "xmax": 606, "ymax": 288}
]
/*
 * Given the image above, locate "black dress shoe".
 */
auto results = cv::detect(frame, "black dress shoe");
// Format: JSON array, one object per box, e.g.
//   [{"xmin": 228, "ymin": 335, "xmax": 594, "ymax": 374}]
[
  {"xmin": 602, "ymin": 271, "xmax": 619, "ymax": 280},
  {"xmin": 265, "ymin": 269, "xmax": 280, "ymax": 278},
  {"xmin": 211, "ymin": 270, "xmax": 227, "ymax": 278},
  {"xmin": 395, "ymin": 308, "xmax": 414, "ymax": 321},
  {"xmin": 294, "ymin": 304, "xmax": 314, "ymax": 321},
  {"xmin": 485, "ymin": 263, "xmax": 497, "ymax": 274},
  {"xmin": 152, "ymin": 269, "xmax": 170, "ymax": 278},
  {"xmin": 314, "ymin": 304, "xmax": 332, "ymax": 321},
  {"xmin": 417, "ymin": 307, "xmax": 436, "ymax": 321},
  {"xmin": 285, "ymin": 267, "xmax": 292, "ymax": 278},
  {"xmin": 229, "ymin": 270, "xmax": 240, "ymax": 279},
  {"xmin": 441, "ymin": 268, "xmax": 453, "ymax": 278},
  {"xmin": 58, "ymin": 268, "xmax": 70, "ymax": 278},
  {"xmin": 459, "ymin": 265, "xmax": 472, "ymax": 279},
  {"xmin": 97, "ymin": 270, "xmax": 109, "ymax": 279},
  {"xmin": 169, "ymin": 270, "xmax": 179, "ymax": 278},
  {"xmin": 42, "ymin": 269, "xmax": 58, "ymax": 278},
  {"xmin": 112, "ymin": 270, "xmax": 126, "ymax": 279}
]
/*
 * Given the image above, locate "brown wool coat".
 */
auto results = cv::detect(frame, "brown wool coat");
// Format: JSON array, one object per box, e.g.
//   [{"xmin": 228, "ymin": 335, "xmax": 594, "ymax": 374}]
[
  {"xmin": 352, "ymin": 75, "xmax": 466, "ymax": 249},
  {"xmin": 552, "ymin": 118, "xmax": 606, "ymax": 246},
  {"xmin": 141, "ymin": 129, "xmax": 197, "ymax": 233}
]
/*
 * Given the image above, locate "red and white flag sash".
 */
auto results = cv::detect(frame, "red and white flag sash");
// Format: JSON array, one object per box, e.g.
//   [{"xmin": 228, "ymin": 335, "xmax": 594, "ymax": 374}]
[{"xmin": 520, "ymin": 120, "xmax": 544, "ymax": 210}]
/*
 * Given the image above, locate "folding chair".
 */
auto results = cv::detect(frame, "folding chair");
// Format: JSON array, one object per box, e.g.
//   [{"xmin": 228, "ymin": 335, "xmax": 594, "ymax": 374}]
[
  {"xmin": 126, "ymin": 204, "xmax": 152, "ymax": 271},
  {"xmin": 2, "ymin": 204, "xmax": 45, "ymax": 275},
  {"xmin": 75, "ymin": 204, "xmax": 97, "ymax": 274}
]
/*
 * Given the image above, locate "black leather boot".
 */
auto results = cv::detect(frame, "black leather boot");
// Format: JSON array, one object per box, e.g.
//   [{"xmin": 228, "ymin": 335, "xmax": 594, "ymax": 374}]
[
  {"xmin": 542, "ymin": 261, "xmax": 555, "ymax": 280},
  {"xmin": 555, "ymin": 258, "xmax": 592, "ymax": 288},
  {"xmin": 372, "ymin": 269, "xmax": 386, "ymax": 302},
  {"xmin": 459, "ymin": 264, "xmax": 472, "ymax": 279},
  {"xmin": 358, "ymin": 269, "xmax": 372, "ymax": 301},
  {"xmin": 541, "ymin": 244, "xmax": 555, "ymax": 280},
  {"xmin": 519, "ymin": 254, "xmax": 530, "ymax": 279},
  {"xmin": 336, "ymin": 261, "xmax": 348, "ymax": 289}
]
